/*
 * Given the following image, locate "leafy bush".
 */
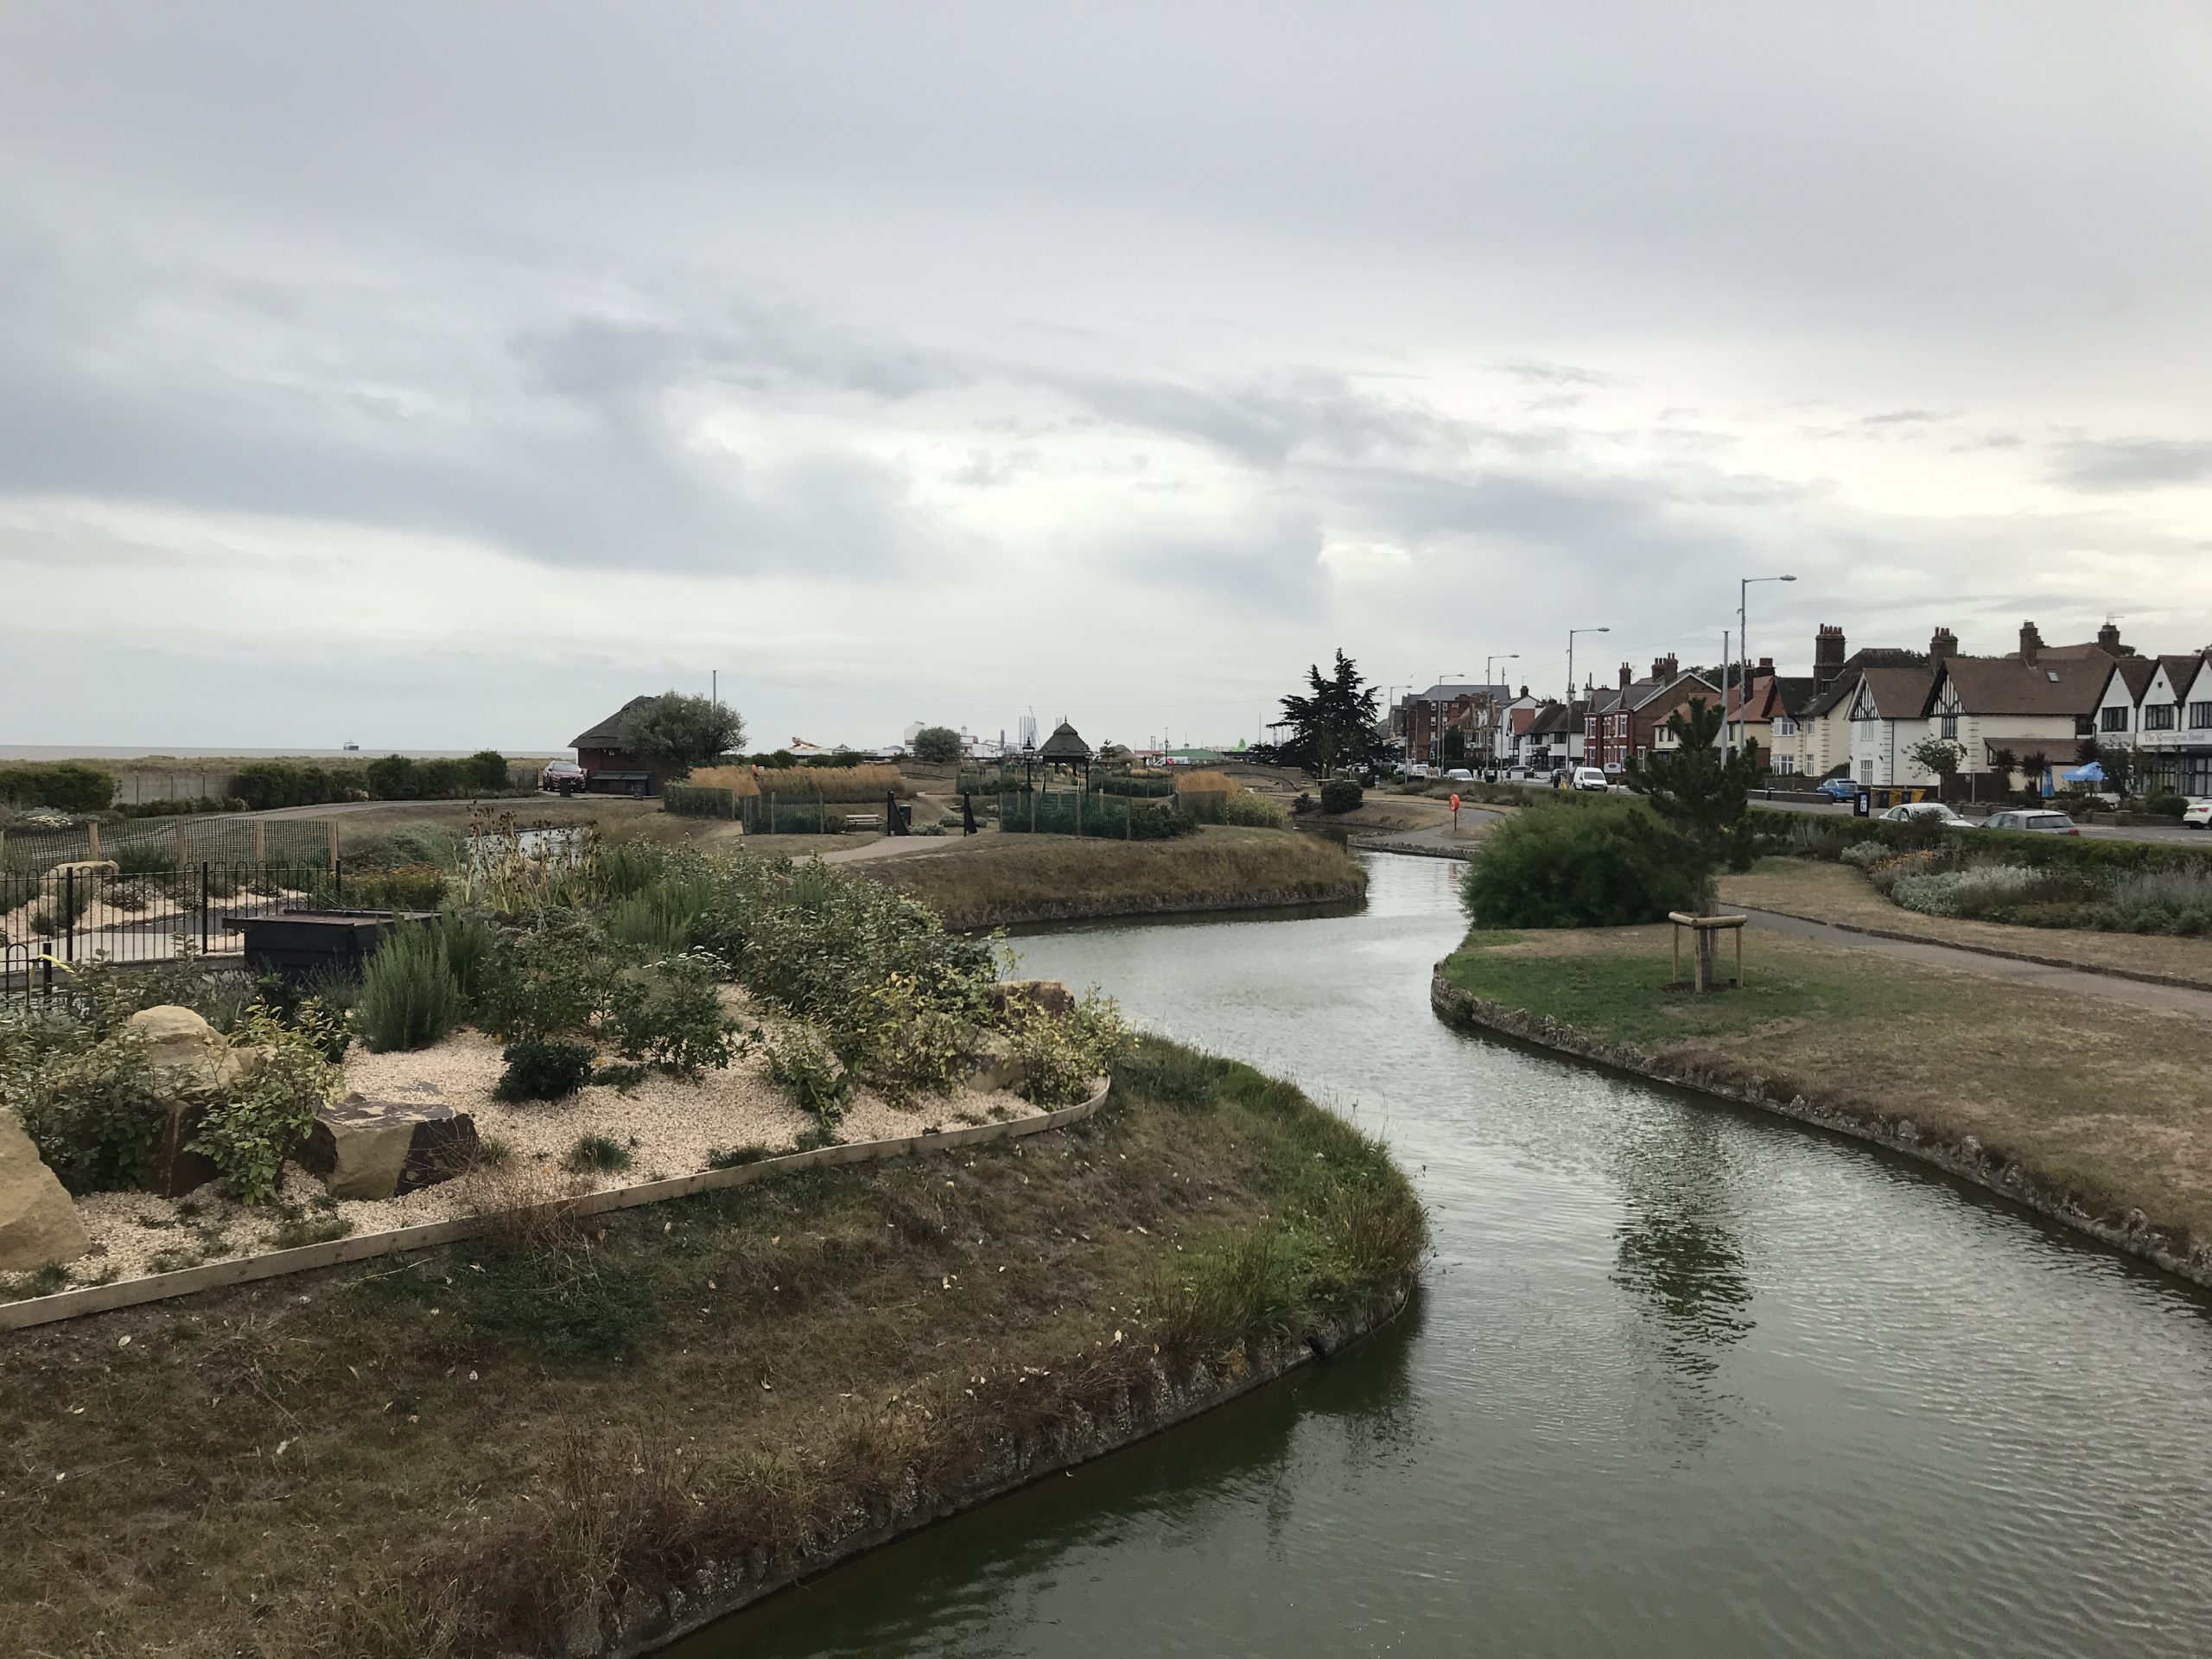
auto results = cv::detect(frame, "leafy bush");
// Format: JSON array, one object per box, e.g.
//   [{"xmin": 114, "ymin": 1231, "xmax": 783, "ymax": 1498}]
[
  {"xmin": 1318, "ymin": 779, "xmax": 1363, "ymax": 815},
  {"xmin": 363, "ymin": 752, "xmax": 511, "ymax": 800},
  {"xmin": 495, "ymin": 1037, "xmax": 598, "ymax": 1103},
  {"xmin": 0, "ymin": 761, "xmax": 115, "ymax": 813},
  {"xmin": 604, "ymin": 952, "xmax": 739, "ymax": 1074},
  {"xmin": 911, "ymin": 726, "xmax": 962, "ymax": 764},
  {"xmin": 188, "ymin": 1013, "xmax": 340, "ymax": 1205},
  {"xmin": 355, "ymin": 924, "xmax": 467, "ymax": 1052},
  {"xmin": 837, "ymin": 971, "xmax": 976, "ymax": 1103},
  {"xmin": 334, "ymin": 861, "xmax": 448, "ymax": 910},
  {"xmin": 481, "ymin": 915, "xmax": 611, "ymax": 1040},
  {"xmin": 1839, "ymin": 841, "xmax": 1890, "ymax": 871},
  {"xmin": 2145, "ymin": 793, "xmax": 2188, "ymax": 820},
  {"xmin": 230, "ymin": 761, "xmax": 360, "ymax": 811},
  {"xmin": 1460, "ymin": 800, "xmax": 1700, "ymax": 928},
  {"xmin": 2093, "ymin": 867, "xmax": 2212, "ymax": 935},
  {"xmin": 5, "ymin": 1029, "xmax": 174, "ymax": 1194},
  {"xmin": 763, "ymin": 1024, "xmax": 850, "ymax": 1128},
  {"xmin": 1002, "ymin": 992, "xmax": 1128, "ymax": 1106}
]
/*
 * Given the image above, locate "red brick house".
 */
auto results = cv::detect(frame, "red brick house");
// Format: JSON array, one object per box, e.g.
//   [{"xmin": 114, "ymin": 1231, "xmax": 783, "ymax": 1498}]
[{"xmin": 1582, "ymin": 657, "xmax": 1721, "ymax": 769}]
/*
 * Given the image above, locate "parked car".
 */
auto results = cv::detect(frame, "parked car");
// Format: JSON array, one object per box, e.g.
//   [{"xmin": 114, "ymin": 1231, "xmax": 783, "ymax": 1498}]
[
  {"xmin": 1571, "ymin": 766, "xmax": 1610, "ymax": 791},
  {"xmin": 1878, "ymin": 802, "xmax": 1974, "ymax": 828},
  {"xmin": 540, "ymin": 760, "xmax": 587, "ymax": 797},
  {"xmin": 1984, "ymin": 809, "xmax": 2079, "ymax": 836},
  {"xmin": 1815, "ymin": 777, "xmax": 1859, "ymax": 803},
  {"xmin": 1445, "ymin": 767, "xmax": 1474, "ymax": 782},
  {"xmin": 1406, "ymin": 763, "xmax": 1432, "ymax": 781},
  {"xmin": 2182, "ymin": 799, "xmax": 2212, "ymax": 829}
]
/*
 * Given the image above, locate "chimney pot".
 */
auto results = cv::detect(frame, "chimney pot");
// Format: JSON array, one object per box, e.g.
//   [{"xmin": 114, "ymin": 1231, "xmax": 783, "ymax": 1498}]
[
  {"xmin": 1619, "ymin": 662, "xmax": 1632, "ymax": 690},
  {"xmin": 2019, "ymin": 620, "xmax": 2043, "ymax": 666},
  {"xmin": 1930, "ymin": 627, "xmax": 1957, "ymax": 667}
]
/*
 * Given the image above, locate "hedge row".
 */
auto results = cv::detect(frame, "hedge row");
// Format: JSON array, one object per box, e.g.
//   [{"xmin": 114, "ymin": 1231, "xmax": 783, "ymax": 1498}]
[
  {"xmin": 0, "ymin": 762, "xmax": 115, "ymax": 814},
  {"xmin": 1751, "ymin": 806, "xmax": 2212, "ymax": 875}
]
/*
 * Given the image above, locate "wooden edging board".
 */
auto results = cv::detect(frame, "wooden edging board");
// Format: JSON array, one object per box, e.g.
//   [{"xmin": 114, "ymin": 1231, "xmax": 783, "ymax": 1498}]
[{"xmin": 0, "ymin": 1077, "xmax": 1113, "ymax": 1333}]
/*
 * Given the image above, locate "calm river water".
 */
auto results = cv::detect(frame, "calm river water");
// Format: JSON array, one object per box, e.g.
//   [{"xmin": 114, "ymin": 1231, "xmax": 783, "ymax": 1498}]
[{"xmin": 680, "ymin": 852, "xmax": 2212, "ymax": 1658}]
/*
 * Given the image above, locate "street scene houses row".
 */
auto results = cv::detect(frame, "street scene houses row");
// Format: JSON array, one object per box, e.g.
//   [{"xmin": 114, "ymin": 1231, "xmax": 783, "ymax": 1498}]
[{"xmin": 1389, "ymin": 620, "xmax": 2212, "ymax": 796}]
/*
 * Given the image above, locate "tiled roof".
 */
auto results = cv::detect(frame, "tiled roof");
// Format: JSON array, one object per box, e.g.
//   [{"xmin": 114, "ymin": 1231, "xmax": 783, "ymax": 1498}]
[
  {"xmin": 1936, "ymin": 655, "xmax": 2106, "ymax": 716},
  {"xmin": 1799, "ymin": 649, "xmax": 1929, "ymax": 720},
  {"xmin": 1853, "ymin": 665, "xmax": 1935, "ymax": 720}
]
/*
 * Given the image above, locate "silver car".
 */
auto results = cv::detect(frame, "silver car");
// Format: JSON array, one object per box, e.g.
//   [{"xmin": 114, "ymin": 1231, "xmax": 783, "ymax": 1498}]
[
  {"xmin": 1878, "ymin": 802, "xmax": 1972, "ymax": 828},
  {"xmin": 1984, "ymin": 809, "xmax": 2079, "ymax": 836}
]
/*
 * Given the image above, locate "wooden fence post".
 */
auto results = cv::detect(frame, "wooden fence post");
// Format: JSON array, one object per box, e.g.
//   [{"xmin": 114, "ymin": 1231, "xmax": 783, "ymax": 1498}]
[
  {"xmin": 326, "ymin": 820, "xmax": 339, "ymax": 867},
  {"xmin": 87, "ymin": 822, "xmax": 102, "ymax": 861},
  {"xmin": 252, "ymin": 822, "xmax": 267, "ymax": 864},
  {"xmin": 174, "ymin": 822, "xmax": 188, "ymax": 868}
]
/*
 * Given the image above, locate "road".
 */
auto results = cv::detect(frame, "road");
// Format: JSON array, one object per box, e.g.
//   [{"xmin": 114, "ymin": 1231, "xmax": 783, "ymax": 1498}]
[{"xmin": 1753, "ymin": 795, "xmax": 2207, "ymax": 846}]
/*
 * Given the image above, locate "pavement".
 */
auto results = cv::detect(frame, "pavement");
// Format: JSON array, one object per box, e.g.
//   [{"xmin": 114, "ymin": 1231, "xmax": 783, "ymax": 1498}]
[
  {"xmin": 819, "ymin": 833, "xmax": 960, "ymax": 866},
  {"xmin": 1738, "ymin": 906, "xmax": 2212, "ymax": 1016}
]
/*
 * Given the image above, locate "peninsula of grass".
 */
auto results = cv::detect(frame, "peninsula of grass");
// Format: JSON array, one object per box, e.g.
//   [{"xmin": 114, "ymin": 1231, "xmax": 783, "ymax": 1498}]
[
  {"xmin": 1435, "ymin": 925, "xmax": 2212, "ymax": 1271},
  {"xmin": 0, "ymin": 1038, "xmax": 1422, "ymax": 1659},
  {"xmin": 856, "ymin": 825, "xmax": 1368, "ymax": 928}
]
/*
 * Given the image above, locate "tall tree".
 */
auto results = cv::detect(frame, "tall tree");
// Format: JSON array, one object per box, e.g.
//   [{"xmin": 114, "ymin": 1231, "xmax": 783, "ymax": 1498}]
[
  {"xmin": 619, "ymin": 691, "xmax": 746, "ymax": 776},
  {"xmin": 1625, "ymin": 696, "xmax": 1763, "ymax": 909},
  {"xmin": 1278, "ymin": 650, "xmax": 1382, "ymax": 777}
]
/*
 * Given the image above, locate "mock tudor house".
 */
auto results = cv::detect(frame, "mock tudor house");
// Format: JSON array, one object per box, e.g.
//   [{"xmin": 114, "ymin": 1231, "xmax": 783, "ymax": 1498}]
[
  {"xmin": 1721, "ymin": 657, "xmax": 1817, "ymax": 773},
  {"xmin": 1919, "ymin": 621, "xmax": 2117, "ymax": 791},
  {"xmin": 1583, "ymin": 657, "xmax": 1719, "ymax": 769},
  {"xmin": 2091, "ymin": 649, "xmax": 2212, "ymax": 798},
  {"xmin": 1773, "ymin": 627, "xmax": 1929, "ymax": 783},
  {"xmin": 1516, "ymin": 699, "xmax": 1585, "ymax": 771},
  {"xmin": 1847, "ymin": 661, "xmax": 1938, "ymax": 786}
]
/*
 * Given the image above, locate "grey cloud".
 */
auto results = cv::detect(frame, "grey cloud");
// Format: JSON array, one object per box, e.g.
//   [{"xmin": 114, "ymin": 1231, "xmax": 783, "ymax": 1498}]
[{"xmin": 2045, "ymin": 436, "xmax": 2212, "ymax": 493}]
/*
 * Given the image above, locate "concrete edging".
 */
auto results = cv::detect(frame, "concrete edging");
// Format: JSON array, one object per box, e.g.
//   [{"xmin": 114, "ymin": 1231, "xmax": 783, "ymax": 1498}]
[
  {"xmin": 0, "ymin": 1077, "xmax": 1114, "ymax": 1333},
  {"xmin": 1429, "ymin": 969, "xmax": 2212, "ymax": 1291},
  {"xmin": 1732, "ymin": 900, "xmax": 2212, "ymax": 994}
]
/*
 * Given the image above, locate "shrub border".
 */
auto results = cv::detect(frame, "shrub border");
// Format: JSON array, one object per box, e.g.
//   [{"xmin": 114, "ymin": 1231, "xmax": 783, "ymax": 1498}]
[
  {"xmin": 1429, "ymin": 969, "xmax": 2212, "ymax": 1290},
  {"xmin": 0, "ymin": 1077, "xmax": 1112, "ymax": 1332}
]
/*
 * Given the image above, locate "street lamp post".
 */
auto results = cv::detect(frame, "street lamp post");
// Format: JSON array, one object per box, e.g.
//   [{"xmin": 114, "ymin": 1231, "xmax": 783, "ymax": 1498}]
[
  {"xmin": 1567, "ymin": 626, "xmax": 1610, "ymax": 770},
  {"xmin": 1730, "ymin": 575, "xmax": 1796, "ymax": 753}
]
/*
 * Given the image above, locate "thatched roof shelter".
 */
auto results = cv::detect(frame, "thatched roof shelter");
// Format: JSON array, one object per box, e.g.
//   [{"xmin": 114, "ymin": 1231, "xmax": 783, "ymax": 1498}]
[{"xmin": 1037, "ymin": 721, "xmax": 1092, "ymax": 762}]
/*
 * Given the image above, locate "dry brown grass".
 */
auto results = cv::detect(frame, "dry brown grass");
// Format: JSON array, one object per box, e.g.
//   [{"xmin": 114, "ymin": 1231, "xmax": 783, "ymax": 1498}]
[
  {"xmin": 1442, "ymin": 924, "xmax": 2212, "ymax": 1243},
  {"xmin": 860, "ymin": 826, "xmax": 1367, "ymax": 927},
  {"xmin": 1719, "ymin": 858, "xmax": 2212, "ymax": 989},
  {"xmin": 0, "ymin": 1042, "xmax": 1419, "ymax": 1658},
  {"xmin": 1173, "ymin": 769, "xmax": 1238, "ymax": 796},
  {"xmin": 683, "ymin": 765, "xmax": 763, "ymax": 797}
]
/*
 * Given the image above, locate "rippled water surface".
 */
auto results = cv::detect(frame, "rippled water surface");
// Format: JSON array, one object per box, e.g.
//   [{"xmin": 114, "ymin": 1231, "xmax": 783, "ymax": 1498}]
[{"xmin": 678, "ymin": 853, "xmax": 2212, "ymax": 1658}]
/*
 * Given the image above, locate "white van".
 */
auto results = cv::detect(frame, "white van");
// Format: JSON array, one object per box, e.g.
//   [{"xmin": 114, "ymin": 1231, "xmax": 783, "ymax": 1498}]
[{"xmin": 1571, "ymin": 766, "xmax": 1610, "ymax": 791}]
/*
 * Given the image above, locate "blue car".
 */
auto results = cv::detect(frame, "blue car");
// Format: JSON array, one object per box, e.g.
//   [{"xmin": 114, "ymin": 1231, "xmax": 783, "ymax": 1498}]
[{"xmin": 1815, "ymin": 778, "xmax": 1859, "ymax": 803}]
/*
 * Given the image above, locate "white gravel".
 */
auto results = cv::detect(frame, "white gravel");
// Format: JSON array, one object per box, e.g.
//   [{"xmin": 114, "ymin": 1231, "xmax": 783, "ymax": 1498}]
[{"xmin": 8, "ymin": 1013, "xmax": 1043, "ymax": 1298}]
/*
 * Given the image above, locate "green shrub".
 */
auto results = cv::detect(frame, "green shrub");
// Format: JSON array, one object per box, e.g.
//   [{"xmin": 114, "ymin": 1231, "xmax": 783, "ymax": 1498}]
[
  {"xmin": 230, "ymin": 761, "xmax": 358, "ymax": 811},
  {"xmin": 0, "ymin": 761, "xmax": 114, "ymax": 813},
  {"xmin": 1319, "ymin": 779, "xmax": 1363, "ymax": 815},
  {"xmin": 911, "ymin": 726, "xmax": 963, "ymax": 764},
  {"xmin": 1002, "ymin": 993, "xmax": 1128, "ymax": 1106},
  {"xmin": 332, "ymin": 861, "xmax": 448, "ymax": 910},
  {"xmin": 481, "ymin": 916, "xmax": 610, "ymax": 1040},
  {"xmin": 8, "ymin": 1031, "xmax": 175, "ymax": 1194},
  {"xmin": 764, "ymin": 1024, "xmax": 850, "ymax": 1128},
  {"xmin": 607, "ymin": 875, "xmax": 713, "ymax": 953},
  {"xmin": 1461, "ymin": 799, "xmax": 1700, "ymax": 927},
  {"xmin": 589, "ymin": 1059, "xmax": 650, "ymax": 1090},
  {"xmin": 2145, "ymin": 793, "xmax": 2188, "ymax": 819},
  {"xmin": 355, "ymin": 924, "xmax": 467, "ymax": 1052},
  {"xmin": 837, "ymin": 971, "xmax": 978, "ymax": 1103},
  {"xmin": 604, "ymin": 952, "xmax": 739, "ymax": 1074},
  {"xmin": 495, "ymin": 1037, "xmax": 598, "ymax": 1103},
  {"xmin": 188, "ymin": 1013, "xmax": 338, "ymax": 1205},
  {"xmin": 563, "ymin": 1134, "xmax": 633, "ymax": 1176}
]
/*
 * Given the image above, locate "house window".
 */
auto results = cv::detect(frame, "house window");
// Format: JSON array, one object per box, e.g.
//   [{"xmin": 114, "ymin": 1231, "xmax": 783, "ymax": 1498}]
[
  {"xmin": 1940, "ymin": 715, "xmax": 1957, "ymax": 740},
  {"xmin": 1777, "ymin": 754, "xmax": 1797, "ymax": 775},
  {"xmin": 2145, "ymin": 703, "xmax": 2176, "ymax": 731},
  {"xmin": 2101, "ymin": 705, "xmax": 2130, "ymax": 733},
  {"xmin": 2192, "ymin": 702, "xmax": 2212, "ymax": 730},
  {"xmin": 1775, "ymin": 717, "xmax": 1796, "ymax": 736}
]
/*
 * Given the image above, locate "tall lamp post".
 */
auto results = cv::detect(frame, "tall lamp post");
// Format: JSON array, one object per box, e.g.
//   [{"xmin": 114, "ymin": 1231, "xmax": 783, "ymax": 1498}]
[
  {"xmin": 1731, "ymin": 575, "xmax": 1796, "ymax": 753},
  {"xmin": 1482, "ymin": 652, "xmax": 1520, "ymax": 766},
  {"xmin": 1567, "ymin": 626, "xmax": 1610, "ymax": 771}
]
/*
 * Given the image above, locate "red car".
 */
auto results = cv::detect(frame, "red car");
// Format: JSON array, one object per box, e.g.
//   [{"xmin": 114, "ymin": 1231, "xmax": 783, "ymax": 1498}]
[{"xmin": 541, "ymin": 760, "xmax": 587, "ymax": 797}]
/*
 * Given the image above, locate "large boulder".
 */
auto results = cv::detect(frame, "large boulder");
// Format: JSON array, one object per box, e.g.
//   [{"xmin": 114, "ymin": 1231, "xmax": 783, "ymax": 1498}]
[
  {"xmin": 966, "ymin": 1033, "xmax": 1027, "ymax": 1096},
  {"xmin": 0, "ymin": 1109, "xmax": 92, "ymax": 1274},
  {"xmin": 301, "ymin": 1094, "xmax": 480, "ymax": 1202},
  {"xmin": 126, "ymin": 1007, "xmax": 276, "ymax": 1196}
]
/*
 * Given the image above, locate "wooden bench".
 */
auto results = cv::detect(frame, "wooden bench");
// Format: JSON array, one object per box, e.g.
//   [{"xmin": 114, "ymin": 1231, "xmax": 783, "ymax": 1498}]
[{"xmin": 842, "ymin": 813, "xmax": 882, "ymax": 831}]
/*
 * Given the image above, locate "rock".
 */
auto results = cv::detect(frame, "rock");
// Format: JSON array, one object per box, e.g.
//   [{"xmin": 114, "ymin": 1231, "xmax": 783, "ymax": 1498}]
[
  {"xmin": 301, "ymin": 1095, "xmax": 480, "ymax": 1201},
  {"xmin": 147, "ymin": 1100, "xmax": 220, "ymax": 1198},
  {"xmin": 127, "ymin": 1005, "xmax": 272, "ymax": 1092},
  {"xmin": 0, "ymin": 1109, "xmax": 92, "ymax": 1274},
  {"xmin": 966, "ymin": 1033, "xmax": 1027, "ymax": 1095},
  {"xmin": 987, "ymin": 980, "xmax": 1076, "ymax": 1019}
]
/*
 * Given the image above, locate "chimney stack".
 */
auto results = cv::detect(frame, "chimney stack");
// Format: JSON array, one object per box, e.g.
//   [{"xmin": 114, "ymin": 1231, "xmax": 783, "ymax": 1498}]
[
  {"xmin": 1651, "ymin": 653, "xmax": 1678, "ymax": 679},
  {"xmin": 1929, "ymin": 626, "xmax": 1956, "ymax": 667},
  {"xmin": 1756, "ymin": 656, "xmax": 1775, "ymax": 677},
  {"xmin": 2019, "ymin": 620, "xmax": 2044, "ymax": 666},
  {"xmin": 1619, "ymin": 662, "xmax": 1632, "ymax": 690},
  {"xmin": 1814, "ymin": 624, "xmax": 1847, "ymax": 691},
  {"xmin": 2096, "ymin": 619, "xmax": 2122, "ymax": 653}
]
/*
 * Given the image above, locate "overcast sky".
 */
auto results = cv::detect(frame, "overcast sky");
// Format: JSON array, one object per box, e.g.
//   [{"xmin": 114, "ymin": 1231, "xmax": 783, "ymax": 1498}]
[{"xmin": 5, "ymin": 3, "xmax": 2211, "ymax": 753}]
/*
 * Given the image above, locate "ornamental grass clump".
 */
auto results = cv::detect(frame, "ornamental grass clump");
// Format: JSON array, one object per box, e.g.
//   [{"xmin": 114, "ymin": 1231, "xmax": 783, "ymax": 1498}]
[{"xmin": 356, "ymin": 924, "xmax": 467, "ymax": 1052}]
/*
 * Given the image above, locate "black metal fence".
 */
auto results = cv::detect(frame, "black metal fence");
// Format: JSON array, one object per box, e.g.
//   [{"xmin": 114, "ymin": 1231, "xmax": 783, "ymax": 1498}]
[{"xmin": 1, "ymin": 862, "xmax": 346, "ymax": 1007}]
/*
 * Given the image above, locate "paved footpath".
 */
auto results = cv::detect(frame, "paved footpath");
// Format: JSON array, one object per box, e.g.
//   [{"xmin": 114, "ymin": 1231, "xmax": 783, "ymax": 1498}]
[
  {"xmin": 1738, "ymin": 906, "xmax": 2212, "ymax": 1016},
  {"xmin": 819, "ymin": 834, "xmax": 962, "ymax": 866}
]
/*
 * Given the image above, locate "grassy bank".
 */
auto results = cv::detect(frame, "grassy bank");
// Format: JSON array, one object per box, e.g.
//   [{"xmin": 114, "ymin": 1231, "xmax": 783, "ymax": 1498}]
[
  {"xmin": 856, "ymin": 826, "xmax": 1368, "ymax": 928},
  {"xmin": 0, "ymin": 1039, "xmax": 1422, "ymax": 1658},
  {"xmin": 1719, "ymin": 858, "xmax": 2212, "ymax": 990},
  {"xmin": 1436, "ymin": 925, "xmax": 2212, "ymax": 1263}
]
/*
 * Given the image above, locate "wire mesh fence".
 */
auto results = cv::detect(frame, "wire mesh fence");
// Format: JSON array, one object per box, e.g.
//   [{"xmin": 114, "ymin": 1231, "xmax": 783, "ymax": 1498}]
[
  {"xmin": 0, "ymin": 861, "xmax": 349, "ymax": 1007},
  {"xmin": 0, "ymin": 817, "xmax": 341, "ymax": 877}
]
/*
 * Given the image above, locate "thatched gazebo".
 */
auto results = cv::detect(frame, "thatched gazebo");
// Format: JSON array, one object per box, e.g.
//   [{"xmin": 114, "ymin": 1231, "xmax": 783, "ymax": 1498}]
[{"xmin": 1033, "ymin": 720, "xmax": 1093, "ymax": 788}]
